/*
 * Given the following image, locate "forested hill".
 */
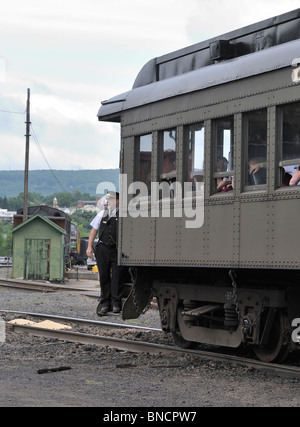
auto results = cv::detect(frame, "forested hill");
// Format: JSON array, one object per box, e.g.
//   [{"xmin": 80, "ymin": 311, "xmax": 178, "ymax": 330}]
[{"xmin": 0, "ymin": 169, "xmax": 119, "ymax": 198}]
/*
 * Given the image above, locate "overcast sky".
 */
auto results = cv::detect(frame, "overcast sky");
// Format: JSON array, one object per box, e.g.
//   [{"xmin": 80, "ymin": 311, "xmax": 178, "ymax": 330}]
[{"xmin": 0, "ymin": 0, "xmax": 299, "ymax": 171}]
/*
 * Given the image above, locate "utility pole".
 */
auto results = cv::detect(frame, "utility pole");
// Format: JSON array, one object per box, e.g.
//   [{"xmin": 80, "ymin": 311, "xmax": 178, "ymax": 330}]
[{"xmin": 23, "ymin": 88, "xmax": 30, "ymax": 222}]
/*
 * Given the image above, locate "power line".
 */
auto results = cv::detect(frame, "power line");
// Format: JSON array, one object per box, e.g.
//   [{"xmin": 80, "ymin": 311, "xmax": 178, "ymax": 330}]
[
  {"xmin": 1, "ymin": 101, "xmax": 68, "ymax": 193},
  {"xmin": 0, "ymin": 109, "xmax": 25, "ymax": 114},
  {"xmin": 30, "ymin": 124, "xmax": 68, "ymax": 192}
]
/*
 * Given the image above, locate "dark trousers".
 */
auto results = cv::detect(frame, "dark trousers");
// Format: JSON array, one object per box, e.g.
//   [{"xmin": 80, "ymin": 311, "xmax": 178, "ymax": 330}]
[{"xmin": 95, "ymin": 243, "xmax": 122, "ymax": 308}]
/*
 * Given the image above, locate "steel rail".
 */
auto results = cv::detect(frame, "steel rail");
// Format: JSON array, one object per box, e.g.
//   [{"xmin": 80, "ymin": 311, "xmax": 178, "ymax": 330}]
[
  {"xmin": 7, "ymin": 323, "xmax": 172, "ymax": 355},
  {"xmin": 0, "ymin": 278, "xmax": 60, "ymax": 292},
  {"xmin": 0, "ymin": 309, "xmax": 162, "ymax": 332},
  {"xmin": 0, "ymin": 278, "xmax": 97, "ymax": 293},
  {"xmin": 5, "ymin": 320, "xmax": 300, "ymax": 380}
]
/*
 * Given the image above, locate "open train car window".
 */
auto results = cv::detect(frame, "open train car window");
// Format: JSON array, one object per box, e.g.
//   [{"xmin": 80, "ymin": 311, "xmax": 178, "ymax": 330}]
[
  {"xmin": 213, "ymin": 116, "xmax": 234, "ymax": 194},
  {"xmin": 278, "ymin": 102, "xmax": 300, "ymax": 187},
  {"xmin": 244, "ymin": 109, "xmax": 267, "ymax": 189}
]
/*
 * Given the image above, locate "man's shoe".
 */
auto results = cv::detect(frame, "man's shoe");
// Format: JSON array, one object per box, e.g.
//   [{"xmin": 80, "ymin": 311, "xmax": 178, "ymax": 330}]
[
  {"xmin": 113, "ymin": 306, "xmax": 121, "ymax": 314},
  {"xmin": 96, "ymin": 303, "xmax": 110, "ymax": 316}
]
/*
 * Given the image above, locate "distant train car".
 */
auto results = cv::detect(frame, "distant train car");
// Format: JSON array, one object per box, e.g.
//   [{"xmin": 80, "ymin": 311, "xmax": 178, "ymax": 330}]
[
  {"xmin": 70, "ymin": 221, "xmax": 85, "ymax": 265},
  {"xmin": 97, "ymin": 9, "xmax": 300, "ymax": 362}
]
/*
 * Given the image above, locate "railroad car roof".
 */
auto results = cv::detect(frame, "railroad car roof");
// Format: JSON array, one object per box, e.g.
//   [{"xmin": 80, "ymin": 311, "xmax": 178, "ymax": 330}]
[{"xmin": 97, "ymin": 8, "xmax": 300, "ymax": 122}]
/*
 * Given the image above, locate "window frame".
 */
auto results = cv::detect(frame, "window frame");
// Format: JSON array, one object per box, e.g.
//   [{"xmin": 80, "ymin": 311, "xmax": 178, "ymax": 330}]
[
  {"xmin": 277, "ymin": 101, "xmax": 300, "ymax": 189},
  {"xmin": 184, "ymin": 122, "xmax": 205, "ymax": 192},
  {"xmin": 211, "ymin": 115, "xmax": 235, "ymax": 195},
  {"xmin": 243, "ymin": 108, "xmax": 268, "ymax": 192},
  {"xmin": 134, "ymin": 133, "xmax": 153, "ymax": 198}
]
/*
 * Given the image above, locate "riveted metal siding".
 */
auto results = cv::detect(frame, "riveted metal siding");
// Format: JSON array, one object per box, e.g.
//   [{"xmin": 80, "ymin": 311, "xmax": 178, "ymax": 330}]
[{"xmin": 118, "ymin": 65, "xmax": 300, "ymax": 269}]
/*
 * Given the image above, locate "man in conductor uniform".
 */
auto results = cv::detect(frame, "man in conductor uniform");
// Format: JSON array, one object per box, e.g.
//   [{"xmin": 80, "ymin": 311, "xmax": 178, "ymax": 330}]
[{"xmin": 86, "ymin": 191, "xmax": 122, "ymax": 316}]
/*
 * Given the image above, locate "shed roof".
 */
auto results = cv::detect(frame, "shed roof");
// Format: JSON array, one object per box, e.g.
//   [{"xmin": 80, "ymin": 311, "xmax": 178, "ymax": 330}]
[{"xmin": 12, "ymin": 213, "xmax": 67, "ymax": 235}]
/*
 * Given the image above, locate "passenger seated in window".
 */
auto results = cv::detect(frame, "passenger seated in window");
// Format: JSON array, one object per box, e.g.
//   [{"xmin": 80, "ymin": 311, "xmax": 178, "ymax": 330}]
[
  {"xmin": 216, "ymin": 157, "xmax": 233, "ymax": 192},
  {"xmin": 289, "ymin": 167, "xmax": 300, "ymax": 186},
  {"xmin": 217, "ymin": 177, "xmax": 233, "ymax": 192},
  {"xmin": 249, "ymin": 161, "xmax": 266, "ymax": 175},
  {"xmin": 279, "ymin": 167, "xmax": 292, "ymax": 187},
  {"xmin": 216, "ymin": 156, "xmax": 228, "ymax": 185},
  {"xmin": 163, "ymin": 149, "xmax": 176, "ymax": 174},
  {"xmin": 248, "ymin": 158, "xmax": 266, "ymax": 185},
  {"xmin": 216, "ymin": 157, "xmax": 233, "ymax": 193},
  {"xmin": 216, "ymin": 157, "xmax": 228, "ymax": 173}
]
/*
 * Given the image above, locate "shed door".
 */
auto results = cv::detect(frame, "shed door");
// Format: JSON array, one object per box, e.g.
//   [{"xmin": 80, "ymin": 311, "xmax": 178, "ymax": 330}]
[{"xmin": 25, "ymin": 238, "xmax": 50, "ymax": 280}]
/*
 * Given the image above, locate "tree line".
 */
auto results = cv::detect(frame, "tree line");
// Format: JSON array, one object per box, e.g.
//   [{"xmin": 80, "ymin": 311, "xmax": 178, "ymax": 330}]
[
  {"xmin": 0, "ymin": 190, "xmax": 95, "ymax": 211},
  {"xmin": 0, "ymin": 168, "xmax": 119, "ymax": 199},
  {"xmin": 0, "ymin": 222, "xmax": 12, "ymax": 256}
]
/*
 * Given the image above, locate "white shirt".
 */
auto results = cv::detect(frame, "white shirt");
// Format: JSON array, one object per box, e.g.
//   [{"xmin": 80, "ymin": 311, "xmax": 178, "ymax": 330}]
[{"xmin": 90, "ymin": 208, "xmax": 118, "ymax": 230}]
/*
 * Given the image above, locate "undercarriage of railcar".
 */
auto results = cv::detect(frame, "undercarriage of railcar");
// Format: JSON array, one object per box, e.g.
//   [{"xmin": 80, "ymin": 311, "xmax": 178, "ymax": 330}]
[{"xmin": 122, "ymin": 267, "xmax": 300, "ymax": 363}]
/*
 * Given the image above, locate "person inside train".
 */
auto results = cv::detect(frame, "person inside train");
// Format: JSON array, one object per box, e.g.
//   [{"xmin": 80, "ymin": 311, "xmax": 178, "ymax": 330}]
[
  {"xmin": 289, "ymin": 166, "xmax": 300, "ymax": 186},
  {"xmin": 249, "ymin": 161, "xmax": 266, "ymax": 175},
  {"xmin": 216, "ymin": 157, "xmax": 233, "ymax": 192},
  {"xmin": 217, "ymin": 176, "xmax": 234, "ymax": 192},
  {"xmin": 278, "ymin": 167, "xmax": 292, "ymax": 187},
  {"xmin": 248, "ymin": 159, "xmax": 267, "ymax": 185}
]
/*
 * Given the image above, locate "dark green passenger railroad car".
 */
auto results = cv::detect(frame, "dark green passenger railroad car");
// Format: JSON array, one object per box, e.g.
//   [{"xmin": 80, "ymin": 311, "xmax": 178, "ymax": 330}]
[{"xmin": 97, "ymin": 9, "xmax": 300, "ymax": 362}]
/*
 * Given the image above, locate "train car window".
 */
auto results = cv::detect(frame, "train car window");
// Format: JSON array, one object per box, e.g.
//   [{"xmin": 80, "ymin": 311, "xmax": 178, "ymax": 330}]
[
  {"xmin": 158, "ymin": 129, "xmax": 177, "ymax": 199},
  {"xmin": 278, "ymin": 102, "xmax": 300, "ymax": 187},
  {"xmin": 161, "ymin": 129, "xmax": 176, "ymax": 174},
  {"xmin": 213, "ymin": 116, "xmax": 234, "ymax": 194},
  {"xmin": 186, "ymin": 123, "xmax": 205, "ymax": 191},
  {"xmin": 136, "ymin": 133, "xmax": 152, "ymax": 195},
  {"xmin": 244, "ymin": 109, "xmax": 267, "ymax": 188}
]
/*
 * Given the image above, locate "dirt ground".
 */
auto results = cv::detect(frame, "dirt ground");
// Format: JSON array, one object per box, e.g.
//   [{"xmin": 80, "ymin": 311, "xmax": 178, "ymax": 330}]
[{"xmin": 1, "ymin": 285, "xmax": 300, "ymax": 408}]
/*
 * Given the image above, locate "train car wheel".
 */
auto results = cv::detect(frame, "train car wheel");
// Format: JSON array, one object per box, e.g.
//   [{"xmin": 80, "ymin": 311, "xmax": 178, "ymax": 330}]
[
  {"xmin": 171, "ymin": 331, "xmax": 199, "ymax": 350},
  {"xmin": 253, "ymin": 310, "xmax": 290, "ymax": 363}
]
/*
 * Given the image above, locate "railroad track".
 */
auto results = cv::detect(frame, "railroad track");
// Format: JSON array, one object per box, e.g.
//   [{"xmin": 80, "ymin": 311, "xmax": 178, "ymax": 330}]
[
  {"xmin": 2, "ymin": 309, "xmax": 300, "ymax": 380},
  {"xmin": 0, "ymin": 278, "xmax": 91, "ymax": 293},
  {"xmin": 0, "ymin": 309, "xmax": 162, "ymax": 332}
]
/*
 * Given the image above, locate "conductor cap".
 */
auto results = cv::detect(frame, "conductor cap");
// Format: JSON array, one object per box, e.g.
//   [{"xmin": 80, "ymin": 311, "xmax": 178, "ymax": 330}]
[{"xmin": 106, "ymin": 191, "xmax": 119, "ymax": 200}]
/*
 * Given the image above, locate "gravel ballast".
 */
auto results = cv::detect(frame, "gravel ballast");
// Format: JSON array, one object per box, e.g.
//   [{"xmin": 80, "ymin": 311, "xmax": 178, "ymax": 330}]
[{"xmin": 1, "ymin": 284, "xmax": 300, "ymax": 407}]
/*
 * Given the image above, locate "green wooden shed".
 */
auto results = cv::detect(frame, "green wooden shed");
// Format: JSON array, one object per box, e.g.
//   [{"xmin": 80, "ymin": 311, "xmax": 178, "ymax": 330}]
[{"xmin": 12, "ymin": 213, "xmax": 67, "ymax": 282}]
